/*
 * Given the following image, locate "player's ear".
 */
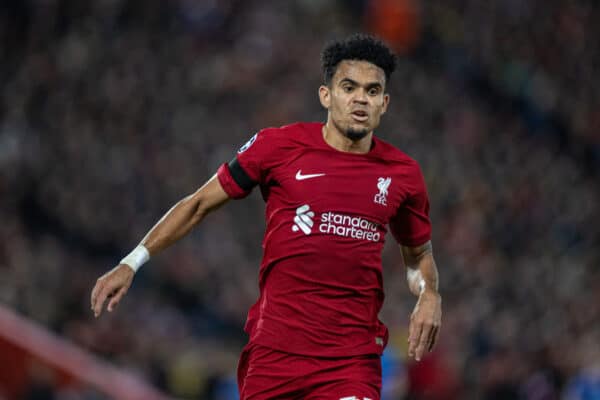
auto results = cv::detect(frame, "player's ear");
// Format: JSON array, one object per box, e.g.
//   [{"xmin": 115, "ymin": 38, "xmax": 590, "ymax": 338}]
[
  {"xmin": 319, "ymin": 85, "xmax": 331, "ymax": 109},
  {"xmin": 381, "ymin": 93, "xmax": 390, "ymax": 115}
]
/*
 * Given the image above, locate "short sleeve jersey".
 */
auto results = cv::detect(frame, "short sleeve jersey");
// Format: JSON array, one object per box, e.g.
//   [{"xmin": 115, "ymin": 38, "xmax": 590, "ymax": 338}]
[{"xmin": 217, "ymin": 122, "xmax": 431, "ymax": 357}]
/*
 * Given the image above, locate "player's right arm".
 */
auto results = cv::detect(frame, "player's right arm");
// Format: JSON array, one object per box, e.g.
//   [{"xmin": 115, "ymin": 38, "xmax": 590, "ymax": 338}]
[
  {"xmin": 90, "ymin": 174, "xmax": 230, "ymax": 317},
  {"xmin": 91, "ymin": 128, "xmax": 278, "ymax": 318}
]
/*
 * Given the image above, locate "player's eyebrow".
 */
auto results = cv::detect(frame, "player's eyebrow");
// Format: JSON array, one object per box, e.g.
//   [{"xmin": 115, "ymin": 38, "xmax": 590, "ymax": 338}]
[
  {"xmin": 339, "ymin": 78, "xmax": 383, "ymax": 90},
  {"xmin": 366, "ymin": 82, "xmax": 383, "ymax": 90},
  {"xmin": 339, "ymin": 78, "xmax": 358, "ymax": 86}
]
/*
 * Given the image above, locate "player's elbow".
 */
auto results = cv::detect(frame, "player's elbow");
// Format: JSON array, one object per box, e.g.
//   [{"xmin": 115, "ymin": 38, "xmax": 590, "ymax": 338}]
[
  {"xmin": 191, "ymin": 190, "xmax": 224, "ymax": 226},
  {"xmin": 186, "ymin": 179, "xmax": 230, "ymax": 226},
  {"xmin": 190, "ymin": 195, "xmax": 210, "ymax": 225},
  {"xmin": 175, "ymin": 192, "xmax": 206, "ymax": 228}
]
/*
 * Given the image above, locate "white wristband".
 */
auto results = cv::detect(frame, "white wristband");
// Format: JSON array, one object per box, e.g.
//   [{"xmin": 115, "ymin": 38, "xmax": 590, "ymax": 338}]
[
  {"xmin": 407, "ymin": 268, "xmax": 426, "ymax": 295},
  {"xmin": 418, "ymin": 279, "xmax": 426, "ymax": 295},
  {"xmin": 120, "ymin": 245, "xmax": 150, "ymax": 273}
]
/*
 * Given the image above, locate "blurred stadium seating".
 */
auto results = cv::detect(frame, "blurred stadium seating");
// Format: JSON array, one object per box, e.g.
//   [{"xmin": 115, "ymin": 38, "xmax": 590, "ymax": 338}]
[{"xmin": 1, "ymin": 0, "xmax": 598, "ymax": 399}]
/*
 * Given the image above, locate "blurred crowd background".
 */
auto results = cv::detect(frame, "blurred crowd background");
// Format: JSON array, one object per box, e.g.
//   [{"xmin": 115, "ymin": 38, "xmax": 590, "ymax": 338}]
[{"xmin": 1, "ymin": 0, "xmax": 599, "ymax": 399}]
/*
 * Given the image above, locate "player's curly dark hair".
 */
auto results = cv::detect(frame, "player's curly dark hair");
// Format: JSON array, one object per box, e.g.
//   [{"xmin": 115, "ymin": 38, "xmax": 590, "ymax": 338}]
[{"xmin": 321, "ymin": 33, "xmax": 397, "ymax": 86}]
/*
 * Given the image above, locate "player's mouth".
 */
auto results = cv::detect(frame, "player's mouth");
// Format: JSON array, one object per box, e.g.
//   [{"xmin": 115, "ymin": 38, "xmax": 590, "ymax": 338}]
[{"xmin": 351, "ymin": 110, "xmax": 369, "ymax": 122}]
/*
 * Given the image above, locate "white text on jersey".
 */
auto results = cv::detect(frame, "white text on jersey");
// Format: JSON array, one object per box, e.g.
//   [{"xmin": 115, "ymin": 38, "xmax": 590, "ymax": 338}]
[
  {"xmin": 291, "ymin": 205, "xmax": 381, "ymax": 242},
  {"xmin": 320, "ymin": 212, "xmax": 381, "ymax": 242}
]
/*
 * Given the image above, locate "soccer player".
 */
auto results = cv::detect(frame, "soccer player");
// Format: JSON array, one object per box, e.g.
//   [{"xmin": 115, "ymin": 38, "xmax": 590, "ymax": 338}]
[{"xmin": 91, "ymin": 34, "xmax": 442, "ymax": 400}]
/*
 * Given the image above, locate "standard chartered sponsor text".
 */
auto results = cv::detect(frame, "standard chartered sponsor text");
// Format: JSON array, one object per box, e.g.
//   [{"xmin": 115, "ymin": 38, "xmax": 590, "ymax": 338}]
[{"xmin": 319, "ymin": 212, "xmax": 381, "ymax": 242}]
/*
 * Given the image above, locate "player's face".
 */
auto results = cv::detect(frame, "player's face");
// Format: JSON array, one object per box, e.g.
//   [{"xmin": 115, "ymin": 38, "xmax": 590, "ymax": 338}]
[{"xmin": 319, "ymin": 60, "xmax": 390, "ymax": 141}]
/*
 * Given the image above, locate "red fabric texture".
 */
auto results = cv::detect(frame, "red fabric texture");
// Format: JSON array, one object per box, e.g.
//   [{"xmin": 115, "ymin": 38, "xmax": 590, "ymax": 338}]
[
  {"xmin": 217, "ymin": 122, "xmax": 431, "ymax": 357},
  {"xmin": 238, "ymin": 342, "xmax": 382, "ymax": 400}
]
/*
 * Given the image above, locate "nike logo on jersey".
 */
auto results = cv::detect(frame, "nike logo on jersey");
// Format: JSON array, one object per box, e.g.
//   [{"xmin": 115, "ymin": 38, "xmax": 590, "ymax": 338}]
[{"xmin": 295, "ymin": 170, "xmax": 326, "ymax": 180}]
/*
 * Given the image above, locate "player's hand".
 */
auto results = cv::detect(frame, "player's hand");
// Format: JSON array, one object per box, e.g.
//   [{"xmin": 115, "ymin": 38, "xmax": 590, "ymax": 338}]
[
  {"xmin": 90, "ymin": 264, "xmax": 135, "ymax": 318},
  {"xmin": 408, "ymin": 290, "xmax": 442, "ymax": 361}
]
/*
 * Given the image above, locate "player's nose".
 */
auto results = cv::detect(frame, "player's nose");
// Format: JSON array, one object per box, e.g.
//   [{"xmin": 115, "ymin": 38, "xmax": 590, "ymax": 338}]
[{"xmin": 353, "ymin": 89, "xmax": 368, "ymax": 104}]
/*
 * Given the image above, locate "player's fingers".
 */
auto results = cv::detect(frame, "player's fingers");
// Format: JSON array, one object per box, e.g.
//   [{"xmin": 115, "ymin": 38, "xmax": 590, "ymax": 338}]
[
  {"xmin": 91, "ymin": 280, "xmax": 103, "ymax": 311},
  {"xmin": 93, "ymin": 289, "xmax": 106, "ymax": 318},
  {"xmin": 407, "ymin": 320, "xmax": 422, "ymax": 358},
  {"xmin": 426, "ymin": 325, "xmax": 436, "ymax": 352},
  {"xmin": 93, "ymin": 284, "xmax": 115, "ymax": 318},
  {"xmin": 107, "ymin": 286, "xmax": 128, "ymax": 312},
  {"xmin": 428, "ymin": 325, "xmax": 440, "ymax": 352},
  {"xmin": 415, "ymin": 323, "xmax": 432, "ymax": 361}
]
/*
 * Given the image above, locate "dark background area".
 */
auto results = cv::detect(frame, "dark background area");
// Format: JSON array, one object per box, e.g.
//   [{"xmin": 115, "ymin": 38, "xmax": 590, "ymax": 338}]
[{"xmin": 1, "ymin": 0, "xmax": 599, "ymax": 399}]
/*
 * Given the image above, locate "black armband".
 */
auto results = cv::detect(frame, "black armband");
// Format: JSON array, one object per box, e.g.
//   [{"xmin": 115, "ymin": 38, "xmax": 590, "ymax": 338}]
[{"xmin": 228, "ymin": 157, "xmax": 256, "ymax": 191}]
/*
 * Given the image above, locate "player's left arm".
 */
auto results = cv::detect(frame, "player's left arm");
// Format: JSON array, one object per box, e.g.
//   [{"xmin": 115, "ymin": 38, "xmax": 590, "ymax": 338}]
[{"xmin": 401, "ymin": 240, "xmax": 442, "ymax": 361}]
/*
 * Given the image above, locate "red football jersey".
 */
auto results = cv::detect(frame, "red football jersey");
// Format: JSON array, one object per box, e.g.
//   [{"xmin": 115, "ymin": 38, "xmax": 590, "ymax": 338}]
[{"xmin": 217, "ymin": 122, "xmax": 431, "ymax": 357}]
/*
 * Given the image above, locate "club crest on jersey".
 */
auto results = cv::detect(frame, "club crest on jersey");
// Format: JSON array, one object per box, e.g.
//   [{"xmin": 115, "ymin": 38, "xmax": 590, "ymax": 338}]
[
  {"xmin": 374, "ymin": 177, "xmax": 391, "ymax": 205},
  {"xmin": 238, "ymin": 133, "xmax": 257, "ymax": 153}
]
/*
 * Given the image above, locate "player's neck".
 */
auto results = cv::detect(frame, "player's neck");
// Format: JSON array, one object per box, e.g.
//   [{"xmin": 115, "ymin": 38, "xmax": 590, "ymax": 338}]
[{"xmin": 322, "ymin": 123, "xmax": 372, "ymax": 154}]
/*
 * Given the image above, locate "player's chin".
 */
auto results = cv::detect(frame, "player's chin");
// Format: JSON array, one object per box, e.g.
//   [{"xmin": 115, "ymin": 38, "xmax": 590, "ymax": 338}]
[{"xmin": 350, "ymin": 120, "xmax": 373, "ymax": 132}]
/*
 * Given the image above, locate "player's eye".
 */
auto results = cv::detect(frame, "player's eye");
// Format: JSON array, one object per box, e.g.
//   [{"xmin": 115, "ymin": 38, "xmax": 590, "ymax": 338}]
[
  {"xmin": 368, "ymin": 87, "xmax": 381, "ymax": 96},
  {"xmin": 342, "ymin": 85, "xmax": 354, "ymax": 93}
]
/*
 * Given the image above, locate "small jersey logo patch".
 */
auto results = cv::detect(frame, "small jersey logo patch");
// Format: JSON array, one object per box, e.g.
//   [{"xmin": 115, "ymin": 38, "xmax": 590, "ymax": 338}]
[
  {"xmin": 295, "ymin": 170, "xmax": 326, "ymax": 180},
  {"xmin": 374, "ymin": 177, "xmax": 391, "ymax": 205},
  {"xmin": 292, "ymin": 205, "xmax": 314, "ymax": 235},
  {"xmin": 238, "ymin": 133, "xmax": 258, "ymax": 153}
]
